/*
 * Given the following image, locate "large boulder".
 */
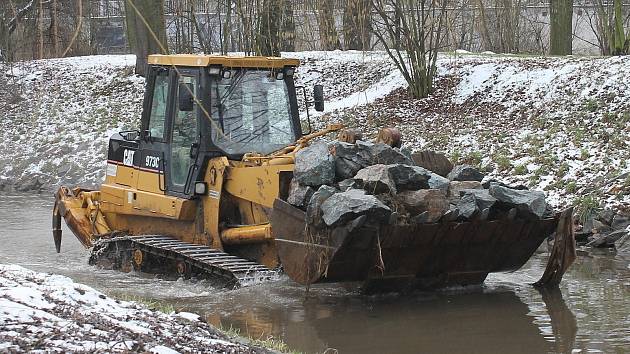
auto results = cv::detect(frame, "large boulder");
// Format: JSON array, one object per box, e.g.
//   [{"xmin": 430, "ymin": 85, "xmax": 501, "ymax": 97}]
[
  {"xmin": 337, "ymin": 178, "xmax": 360, "ymax": 191},
  {"xmin": 611, "ymin": 213, "xmax": 630, "ymax": 230},
  {"xmin": 489, "ymin": 184, "xmax": 547, "ymax": 218},
  {"xmin": 460, "ymin": 189, "xmax": 497, "ymax": 211},
  {"xmin": 447, "ymin": 164, "xmax": 485, "ymax": 182},
  {"xmin": 586, "ymin": 229, "xmax": 629, "ymax": 248},
  {"xmin": 354, "ymin": 164, "xmax": 395, "ymax": 194},
  {"xmin": 287, "ymin": 179, "xmax": 315, "ymax": 207},
  {"xmin": 456, "ymin": 189, "xmax": 496, "ymax": 219},
  {"xmin": 396, "ymin": 189, "xmax": 449, "ymax": 223},
  {"xmin": 386, "ymin": 164, "xmax": 431, "ymax": 192},
  {"xmin": 294, "ymin": 142, "xmax": 335, "ymax": 186},
  {"xmin": 329, "ymin": 141, "xmax": 366, "ymax": 180},
  {"xmin": 306, "ymin": 185, "xmax": 338, "ymax": 227},
  {"xmin": 456, "ymin": 193, "xmax": 479, "ymax": 219},
  {"xmin": 428, "ymin": 173, "xmax": 450, "ymax": 194},
  {"xmin": 411, "ymin": 151, "xmax": 454, "ymax": 177},
  {"xmin": 356, "ymin": 141, "xmax": 413, "ymax": 166},
  {"xmin": 321, "ymin": 189, "xmax": 392, "ymax": 227},
  {"xmin": 448, "ymin": 181, "xmax": 483, "ymax": 199}
]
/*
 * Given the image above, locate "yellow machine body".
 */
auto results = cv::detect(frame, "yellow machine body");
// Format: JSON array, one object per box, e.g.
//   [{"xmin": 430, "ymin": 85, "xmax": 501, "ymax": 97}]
[{"xmin": 53, "ymin": 55, "xmax": 561, "ymax": 291}]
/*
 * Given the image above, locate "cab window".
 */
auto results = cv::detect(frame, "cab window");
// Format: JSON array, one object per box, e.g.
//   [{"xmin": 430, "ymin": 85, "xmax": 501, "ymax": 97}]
[{"xmin": 148, "ymin": 72, "xmax": 169, "ymax": 140}]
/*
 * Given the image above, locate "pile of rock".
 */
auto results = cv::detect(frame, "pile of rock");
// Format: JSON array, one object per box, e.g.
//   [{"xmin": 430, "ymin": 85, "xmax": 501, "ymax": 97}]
[
  {"xmin": 576, "ymin": 210, "xmax": 630, "ymax": 249},
  {"xmin": 287, "ymin": 140, "xmax": 552, "ymax": 229}
]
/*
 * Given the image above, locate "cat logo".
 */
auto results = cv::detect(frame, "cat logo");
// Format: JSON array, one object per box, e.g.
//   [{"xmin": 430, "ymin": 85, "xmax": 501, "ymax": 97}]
[{"xmin": 123, "ymin": 149, "xmax": 135, "ymax": 166}]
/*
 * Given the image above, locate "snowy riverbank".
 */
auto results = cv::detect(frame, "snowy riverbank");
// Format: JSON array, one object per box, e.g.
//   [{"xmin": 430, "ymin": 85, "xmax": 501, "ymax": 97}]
[
  {"xmin": 0, "ymin": 51, "xmax": 628, "ymax": 213},
  {"xmin": 0, "ymin": 264, "xmax": 269, "ymax": 353}
]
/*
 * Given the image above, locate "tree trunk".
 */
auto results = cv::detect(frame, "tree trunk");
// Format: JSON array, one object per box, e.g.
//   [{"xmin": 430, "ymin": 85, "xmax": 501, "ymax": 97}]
[
  {"xmin": 549, "ymin": 0, "xmax": 573, "ymax": 55},
  {"xmin": 318, "ymin": 0, "xmax": 341, "ymax": 50},
  {"xmin": 257, "ymin": 0, "xmax": 281, "ymax": 56},
  {"xmin": 281, "ymin": 0, "xmax": 295, "ymax": 52},
  {"xmin": 50, "ymin": 0, "xmax": 59, "ymax": 57},
  {"xmin": 611, "ymin": 0, "xmax": 628, "ymax": 55},
  {"xmin": 343, "ymin": 0, "xmax": 371, "ymax": 50},
  {"xmin": 38, "ymin": 0, "xmax": 44, "ymax": 59},
  {"xmin": 222, "ymin": 0, "xmax": 232, "ymax": 54},
  {"xmin": 124, "ymin": 0, "xmax": 168, "ymax": 76}
]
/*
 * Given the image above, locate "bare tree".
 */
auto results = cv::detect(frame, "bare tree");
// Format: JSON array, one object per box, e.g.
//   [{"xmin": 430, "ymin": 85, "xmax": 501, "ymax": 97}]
[
  {"xmin": 343, "ymin": 0, "xmax": 372, "ymax": 50},
  {"xmin": 124, "ymin": 0, "xmax": 168, "ymax": 75},
  {"xmin": 475, "ymin": 0, "xmax": 523, "ymax": 53},
  {"xmin": 549, "ymin": 0, "xmax": 573, "ymax": 55},
  {"xmin": 372, "ymin": 0, "xmax": 448, "ymax": 99},
  {"xmin": 590, "ymin": 0, "xmax": 629, "ymax": 55},
  {"xmin": 318, "ymin": 0, "xmax": 341, "ymax": 50}
]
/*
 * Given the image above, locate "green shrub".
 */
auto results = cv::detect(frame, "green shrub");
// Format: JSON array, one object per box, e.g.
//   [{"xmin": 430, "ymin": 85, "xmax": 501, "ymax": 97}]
[
  {"xmin": 565, "ymin": 180, "xmax": 577, "ymax": 193},
  {"xmin": 574, "ymin": 195, "xmax": 599, "ymax": 224},
  {"xmin": 514, "ymin": 164, "xmax": 527, "ymax": 175},
  {"xmin": 583, "ymin": 99, "xmax": 599, "ymax": 112},
  {"xmin": 494, "ymin": 153, "xmax": 512, "ymax": 171}
]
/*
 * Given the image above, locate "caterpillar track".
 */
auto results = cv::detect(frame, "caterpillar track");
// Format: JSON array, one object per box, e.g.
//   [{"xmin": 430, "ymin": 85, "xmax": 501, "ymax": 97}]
[{"xmin": 89, "ymin": 235, "xmax": 277, "ymax": 288}]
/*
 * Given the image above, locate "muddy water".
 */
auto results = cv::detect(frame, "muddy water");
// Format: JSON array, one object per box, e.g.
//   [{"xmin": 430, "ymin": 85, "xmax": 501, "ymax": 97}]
[{"xmin": 1, "ymin": 192, "xmax": 628, "ymax": 354}]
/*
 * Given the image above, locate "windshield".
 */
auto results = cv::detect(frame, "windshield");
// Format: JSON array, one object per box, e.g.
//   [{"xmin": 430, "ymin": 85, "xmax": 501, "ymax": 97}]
[{"xmin": 210, "ymin": 69, "xmax": 297, "ymax": 155}]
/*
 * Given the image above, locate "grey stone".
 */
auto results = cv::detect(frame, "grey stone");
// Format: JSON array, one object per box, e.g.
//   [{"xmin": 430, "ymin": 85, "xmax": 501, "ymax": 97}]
[
  {"xmin": 489, "ymin": 184, "xmax": 547, "ymax": 218},
  {"xmin": 356, "ymin": 141, "xmax": 413, "ymax": 166},
  {"xmin": 596, "ymin": 208, "xmax": 616, "ymax": 226},
  {"xmin": 411, "ymin": 150, "xmax": 454, "ymax": 177},
  {"xmin": 329, "ymin": 141, "xmax": 365, "ymax": 180},
  {"xmin": 616, "ymin": 233, "xmax": 630, "ymax": 250},
  {"xmin": 337, "ymin": 178, "xmax": 360, "ymax": 191},
  {"xmin": 428, "ymin": 173, "xmax": 450, "ymax": 194},
  {"xmin": 354, "ymin": 164, "xmax": 395, "ymax": 194},
  {"xmin": 294, "ymin": 142, "xmax": 336, "ymax": 186},
  {"xmin": 448, "ymin": 181, "xmax": 483, "ymax": 199},
  {"xmin": 611, "ymin": 214, "xmax": 630, "ymax": 230},
  {"xmin": 456, "ymin": 193, "xmax": 479, "ymax": 219},
  {"xmin": 287, "ymin": 179, "xmax": 315, "ymax": 207},
  {"xmin": 460, "ymin": 189, "xmax": 497, "ymax": 211},
  {"xmin": 580, "ymin": 218, "xmax": 611, "ymax": 236},
  {"xmin": 306, "ymin": 185, "xmax": 338, "ymax": 227},
  {"xmin": 321, "ymin": 189, "xmax": 392, "ymax": 227},
  {"xmin": 447, "ymin": 164, "xmax": 485, "ymax": 182},
  {"xmin": 386, "ymin": 164, "xmax": 430, "ymax": 192},
  {"xmin": 587, "ymin": 229, "xmax": 629, "ymax": 248},
  {"xmin": 396, "ymin": 189, "xmax": 449, "ymax": 222}
]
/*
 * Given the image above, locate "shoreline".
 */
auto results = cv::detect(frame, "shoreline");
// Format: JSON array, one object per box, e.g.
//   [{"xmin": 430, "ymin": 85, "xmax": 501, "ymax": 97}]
[{"xmin": 0, "ymin": 264, "xmax": 280, "ymax": 353}]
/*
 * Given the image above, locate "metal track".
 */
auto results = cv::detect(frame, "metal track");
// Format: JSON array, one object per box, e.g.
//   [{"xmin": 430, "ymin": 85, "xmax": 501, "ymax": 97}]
[{"xmin": 89, "ymin": 235, "xmax": 277, "ymax": 288}]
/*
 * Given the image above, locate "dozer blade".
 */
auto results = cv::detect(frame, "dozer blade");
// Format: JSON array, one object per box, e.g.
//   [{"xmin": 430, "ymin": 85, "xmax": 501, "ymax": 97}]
[{"xmin": 272, "ymin": 199, "xmax": 558, "ymax": 291}]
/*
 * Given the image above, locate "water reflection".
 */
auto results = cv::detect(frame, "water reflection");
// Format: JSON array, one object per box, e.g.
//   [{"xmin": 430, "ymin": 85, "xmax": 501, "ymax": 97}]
[
  {"xmin": 1, "ymin": 192, "xmax": 628, "ymax": 354},
  {"xmin": 195, "ymin": 284, "xmax": 581, "ymax": 354},
  {"xmin": 537, "ymin": 287, "xmax": 577, "ymax": 354}
]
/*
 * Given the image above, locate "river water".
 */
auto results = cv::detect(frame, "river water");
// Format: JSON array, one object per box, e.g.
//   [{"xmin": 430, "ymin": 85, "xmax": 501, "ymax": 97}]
[{"xmin": 1, "ymin": 192, "xmax": 628, "ymax": 354}]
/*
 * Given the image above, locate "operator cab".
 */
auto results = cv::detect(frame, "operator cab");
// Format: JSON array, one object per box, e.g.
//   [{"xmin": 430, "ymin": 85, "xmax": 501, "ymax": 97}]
[{"xmin": 107, "ymin": 55, "xmax": 313, "ymax": 199}]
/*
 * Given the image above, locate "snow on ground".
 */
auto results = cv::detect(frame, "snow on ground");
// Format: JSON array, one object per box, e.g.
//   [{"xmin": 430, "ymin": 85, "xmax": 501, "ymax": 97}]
[
  {"xmin": 0, "ymin": 264, "xmax": 265, "ymax": 353},
  {"xmin": 0, "ymin": 51, "xmax": 628, "ymax": 212}
]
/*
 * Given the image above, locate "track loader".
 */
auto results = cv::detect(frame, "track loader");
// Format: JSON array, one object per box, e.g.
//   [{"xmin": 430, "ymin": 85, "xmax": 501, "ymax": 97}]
[{"xmin": 53, "ymin": 54, "xmax": 560, "ymax": 291}]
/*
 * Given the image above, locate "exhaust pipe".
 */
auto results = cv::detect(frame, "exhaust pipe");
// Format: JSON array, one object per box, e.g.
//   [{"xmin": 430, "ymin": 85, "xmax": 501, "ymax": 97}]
[{"xmin": 52, "ymin": 200, "xmax": 62, "ymax": 253}]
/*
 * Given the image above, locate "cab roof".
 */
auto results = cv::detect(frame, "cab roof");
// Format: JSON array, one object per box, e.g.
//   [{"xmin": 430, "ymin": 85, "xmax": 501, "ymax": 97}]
[{"xmin": 148, "ymin": 54, "xmax": 300, "ymax": 69}]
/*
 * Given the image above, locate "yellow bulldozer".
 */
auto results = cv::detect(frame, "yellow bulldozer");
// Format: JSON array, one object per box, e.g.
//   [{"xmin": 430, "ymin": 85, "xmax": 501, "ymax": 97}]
[{"xmin": 52, "ymin": 54, "xmax": 560, "ymax": 292}]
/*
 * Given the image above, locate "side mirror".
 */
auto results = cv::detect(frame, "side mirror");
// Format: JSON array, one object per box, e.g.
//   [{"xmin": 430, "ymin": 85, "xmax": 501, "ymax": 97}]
[
  {"xmin": 120, "ymin": 130, "xmax": 140, "ymax": 141},
  {"xmin": 313, "ymin": 84, "xmax": 324, "ymax": 112},
  {"xmin": 178, "ymin": 83, "xmax": 194, "ymax": 112}
]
